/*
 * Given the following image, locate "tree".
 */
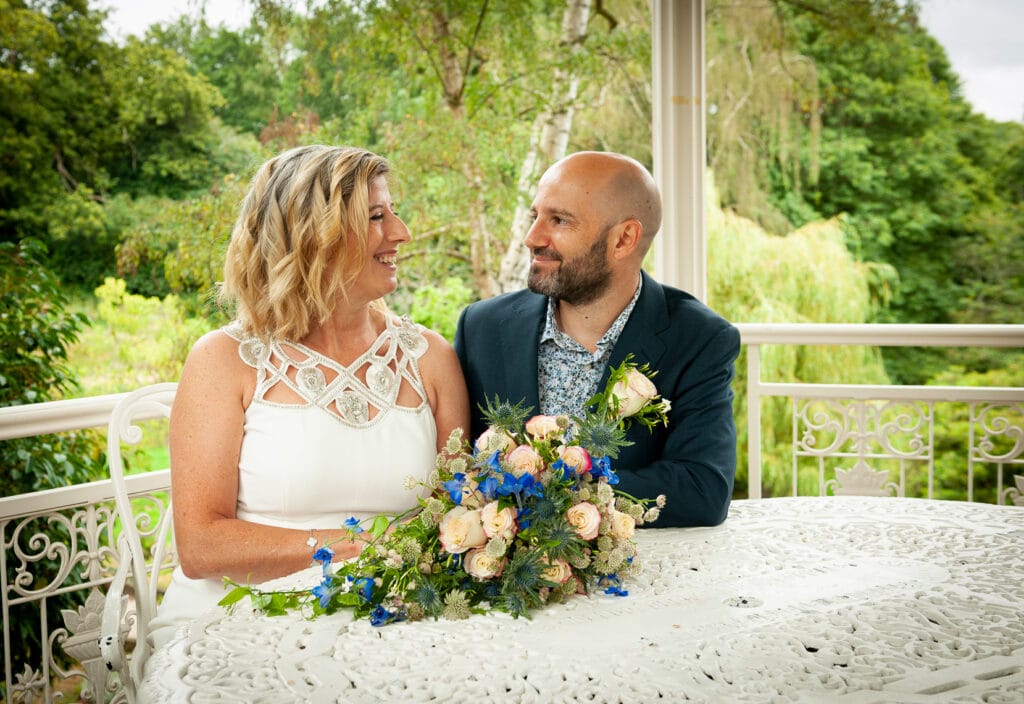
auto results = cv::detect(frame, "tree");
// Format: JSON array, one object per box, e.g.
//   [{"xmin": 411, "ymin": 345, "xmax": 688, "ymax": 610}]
[{"xmin": 0, "ymin": 0, "xmax": 245, "ymax": 290}]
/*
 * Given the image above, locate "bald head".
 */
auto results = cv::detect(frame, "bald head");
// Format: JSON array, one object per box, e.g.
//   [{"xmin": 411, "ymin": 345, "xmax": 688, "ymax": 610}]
[{"xmin": 541, "ymin": 151, "xmax": 662, "ymax": 252}]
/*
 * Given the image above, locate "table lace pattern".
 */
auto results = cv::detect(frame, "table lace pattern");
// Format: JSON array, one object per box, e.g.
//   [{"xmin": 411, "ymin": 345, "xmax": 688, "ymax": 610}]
[
  {"xmin": 138, "ymin": 497, "xmax": 1024, "ymax": 703},
  {"xmin": 226, "ymin": 316, "xmax": 429, "ymax": 428}
]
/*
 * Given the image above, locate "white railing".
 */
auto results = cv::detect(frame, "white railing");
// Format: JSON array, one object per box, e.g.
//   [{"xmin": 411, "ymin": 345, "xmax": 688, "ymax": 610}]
[
  {"xmin": 739, "ymin": 323, "xmax": 1024, "ymax": 502},
  {"xmin": 1, "ymin": 323, "xmax": 1023, "ymax": 702},
  {"xmin": 1, "ymin": 392, "xmax": 174, "ymax": 704}
]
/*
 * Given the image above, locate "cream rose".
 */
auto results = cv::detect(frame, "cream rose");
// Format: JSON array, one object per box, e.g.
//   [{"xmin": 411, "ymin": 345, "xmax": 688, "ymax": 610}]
[
  {"xmin": 480, "ymin": 500, "xmax": 518, "ymax": 540},
  {"xmin": 464, "ymin": 548, "xmax": 506, "ymax": 580},
  {"xmin": 611, "ymin": 368, "xmax": 659, "ymax": 417},
  {"xmin": 475, "ymin": 427, "xmax": 515, "ymax": 455},
  {"xmin": 438, "ymin": 506, "xmax": 487, "ymax": 554},
  {"xmin": 609, "ymin": 509, "xmax": 636, "ymax": 540},
  {"xmin": 525, "ymin": 414, "xmax": 563, "ymax": 440},
  {"xmin": 506, "ymin": 445, "xmax": 542, "ymax": 478},
  {"xmin": 557, "ymin": 445, "xmax": 592, "ymax": 475},
  {"xmin": 541, "ymin": 556, "xmax": 573, "ymax": 584},
  {"xmin": 565, "ymin": 501, "xmax": 602, "ymax": 540}
]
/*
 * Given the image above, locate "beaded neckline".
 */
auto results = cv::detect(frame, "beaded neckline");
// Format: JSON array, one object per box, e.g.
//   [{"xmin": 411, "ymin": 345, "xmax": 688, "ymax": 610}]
[{"xmin": 226, "ymin": 316, "xmax": 430, "ymax": 428}]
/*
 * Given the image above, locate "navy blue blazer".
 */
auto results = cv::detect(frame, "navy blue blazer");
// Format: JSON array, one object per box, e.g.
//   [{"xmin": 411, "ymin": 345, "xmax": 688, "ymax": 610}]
[{"xmin": 454, "ymin": 271, "xmax": 741, "ymax": 527}]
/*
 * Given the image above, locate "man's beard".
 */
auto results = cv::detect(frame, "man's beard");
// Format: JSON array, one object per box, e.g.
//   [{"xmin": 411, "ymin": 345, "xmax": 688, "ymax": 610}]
[{"xmin": 527, "ymin": 232, "xmax": 611, "ymax": 305}]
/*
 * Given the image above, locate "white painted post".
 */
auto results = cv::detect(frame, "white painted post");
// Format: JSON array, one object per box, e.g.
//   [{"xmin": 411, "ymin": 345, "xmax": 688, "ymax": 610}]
[{"xmin": 651, "ymin": 0, "xmax": 706, "ymax": 301}]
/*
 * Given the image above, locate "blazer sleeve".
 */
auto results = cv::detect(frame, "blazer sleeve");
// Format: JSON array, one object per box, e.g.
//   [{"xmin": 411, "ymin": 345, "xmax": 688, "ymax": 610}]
[{"xmin": 614, "ymin": 323, "xmax": 741, "ymax": 528}]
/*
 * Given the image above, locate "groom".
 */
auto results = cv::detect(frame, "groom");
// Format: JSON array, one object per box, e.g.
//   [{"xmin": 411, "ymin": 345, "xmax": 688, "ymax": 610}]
[{"xmin": 454, "ymin": 151, "xmax": 740, "ymax": 527}]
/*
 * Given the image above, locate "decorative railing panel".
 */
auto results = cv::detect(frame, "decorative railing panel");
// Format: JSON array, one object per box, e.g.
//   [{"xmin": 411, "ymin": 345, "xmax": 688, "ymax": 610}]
[
  {"xmin": 740, "ymin": 324, "xmax": 1024, "ymax": 501},
  {"xmin": 1, "ymin": 473, "xmax": 173, "ymax": 704}
]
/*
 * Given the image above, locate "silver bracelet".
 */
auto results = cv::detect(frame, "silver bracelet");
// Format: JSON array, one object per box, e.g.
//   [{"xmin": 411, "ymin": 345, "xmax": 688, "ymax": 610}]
[{"xmin": 305, "ymin": 529, "xmax": 318, "ymax": 548}]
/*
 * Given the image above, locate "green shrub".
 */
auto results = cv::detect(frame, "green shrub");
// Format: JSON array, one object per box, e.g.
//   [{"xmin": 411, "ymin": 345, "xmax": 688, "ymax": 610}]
[
  {"xmin": 69, "ymin": 278, "xmax": 210, "ymax": 395},
  {"xmin": 405, "ymin": 276, "xmax": 474, "ymax": 342},
  {"xmin": 0, "ymin": 239, "xmax": 107, "ymax": 686}
]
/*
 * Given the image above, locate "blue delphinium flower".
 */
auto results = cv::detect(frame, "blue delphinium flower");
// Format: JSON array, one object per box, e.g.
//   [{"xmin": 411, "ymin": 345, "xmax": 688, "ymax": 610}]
[
  {"xmin": 497, "ymin": 471, "xmax": 543, "ymax": 499},
  {"xmin": 551, "ymin": 458, "xmax": 574, "ymax": 481},
  {"xmin": 313, "ymin": 546, "xmax": 335, "ymax": 567},
  {"xmin": 589, "ymin": 456, "xmax": 620, "ymax": 485},
  {"xmin": 484, "ymin": 450, "xmax": 502, "ymax": 474},
  {"xmin": 352, "ymin": 576, "xmax": 374, "ymax": 602},
  {"xmin": 602, "ymin": 573, "xmax": 629, "ymax": 597},
  {"xmin": 311, "ymin": 579, "xmax": 337, "ymax": 609},
  {"xmin": 477, "ymin": 473, "xmax": 500, "ymax": 501},
  {"xmin": 442, "ymin": 472, "xmax": 467, "ymax": 504},
  {"xmin": 518, "ymin": 506, "xmax": 533, "ymax": 530},
  {"xmin": 369, "ymin": 605, "xmax": 405, "ymax": 626},
  {"xmin": 343, "ymin": 517, "xmax": 364, "ymax": 533}
]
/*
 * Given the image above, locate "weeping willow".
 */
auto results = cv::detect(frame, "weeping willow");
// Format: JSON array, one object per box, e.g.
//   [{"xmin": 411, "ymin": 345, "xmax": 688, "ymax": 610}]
[
  {"xmin": 706, "ymin": 0, "xmax": 820, "ymax": 235},
  {"xmin": 705, "ymin": 178, "xmax": 895, "ymax": 497}
]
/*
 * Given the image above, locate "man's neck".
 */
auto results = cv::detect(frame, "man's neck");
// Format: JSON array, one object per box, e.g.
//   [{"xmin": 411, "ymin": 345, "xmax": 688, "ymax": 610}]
[{"xmin": 555, "ymin": 272, "xmax": 641, "ymax": 353}]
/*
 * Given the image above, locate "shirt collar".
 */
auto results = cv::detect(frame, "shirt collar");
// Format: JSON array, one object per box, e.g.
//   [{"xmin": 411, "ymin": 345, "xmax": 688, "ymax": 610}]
[{"xmin": 539, "ymin": 276, "xmax": 643, "ymax": 349}]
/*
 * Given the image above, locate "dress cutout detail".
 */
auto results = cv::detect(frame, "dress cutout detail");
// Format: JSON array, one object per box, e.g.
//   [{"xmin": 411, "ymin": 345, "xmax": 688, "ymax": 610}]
[{"xmin": 227, "ymin": 315, "xmax": 430, "ymax": 428}]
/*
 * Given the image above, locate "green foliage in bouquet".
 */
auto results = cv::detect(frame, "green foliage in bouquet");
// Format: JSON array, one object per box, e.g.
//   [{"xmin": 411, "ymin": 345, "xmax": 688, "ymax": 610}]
[{"xmin": 221, "ymin": 359, "xmax": 669, "ymax": 626}]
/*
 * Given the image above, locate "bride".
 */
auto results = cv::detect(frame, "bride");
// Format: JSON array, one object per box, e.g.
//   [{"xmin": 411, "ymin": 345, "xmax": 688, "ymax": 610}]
[{"xmin": 148, "ymin": 144, "xmax": 470, "ymax": 649}]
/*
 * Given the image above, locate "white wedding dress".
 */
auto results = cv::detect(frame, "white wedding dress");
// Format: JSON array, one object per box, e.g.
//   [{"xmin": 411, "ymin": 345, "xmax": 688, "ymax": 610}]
[{"xmin": 146, "ymin": 315, "xmax": 438, "ymax": 650}]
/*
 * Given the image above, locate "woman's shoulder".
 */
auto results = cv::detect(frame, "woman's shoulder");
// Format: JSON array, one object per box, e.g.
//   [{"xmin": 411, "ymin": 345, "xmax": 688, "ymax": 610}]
[
  {"xmin": 177, "ymin": 326, "xmax": 256, "ymax": 404},
  {"xmin": 184, "ymin": 326, "xmax": 258, "ymax": 370}
]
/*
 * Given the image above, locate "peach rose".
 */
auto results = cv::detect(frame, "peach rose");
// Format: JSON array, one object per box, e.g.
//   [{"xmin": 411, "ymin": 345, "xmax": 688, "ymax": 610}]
[
  {"xmin": 475, "ymin": 427, "xmax": 515, "ymax": 455},
  {"xmin": 506, "ymin": 445, "xmax": 542, "ymax": 478},
  {"xmin": 611, "ymin": 368, "xmax": 658, "ymax": 417},
  {"xmin": 480, "ymin": 501, "xmax": 518, "ymax": 540},
  {"xmin": 438, "ymin": 506, "xmax": 487, "ymax": 554},
  {"xmin": 609, "ymin": 509, "xmax": 636, "ymax": 540},
  {"xmin": 565, "ymin": 502, "xmax": 602, "ymax": 540},
  {"xmin": 464, "ymin": 548, "xmax": 506, "ymax": 580},
  {"xmin": 525, "ymin": 414, "xmax": 563, "ymax": 441},
  {"xmin": 541, "ymin": 556, "xmax": 573, "ymax": 584},
  {"xmin": 557, "ymin": 445, "xmax": 592, "ymax": 475}
]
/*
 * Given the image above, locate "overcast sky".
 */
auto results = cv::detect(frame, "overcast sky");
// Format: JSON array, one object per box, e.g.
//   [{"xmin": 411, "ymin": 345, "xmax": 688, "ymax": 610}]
[{"xmin": 100, "ymin": 0, "xmax": 1024, "ymax": 124}]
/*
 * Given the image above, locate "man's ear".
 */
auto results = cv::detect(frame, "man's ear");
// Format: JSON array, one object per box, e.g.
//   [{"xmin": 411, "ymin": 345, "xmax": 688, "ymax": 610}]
[{"xmin": 610, "ymin": 219, "xmax": 643, "ymax": 260}]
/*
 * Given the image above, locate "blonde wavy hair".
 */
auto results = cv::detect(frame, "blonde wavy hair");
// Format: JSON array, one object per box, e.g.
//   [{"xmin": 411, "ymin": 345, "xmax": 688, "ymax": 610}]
[{"xmin": 219, "ymin": 145, "xmax": 391, "ymax": 340}]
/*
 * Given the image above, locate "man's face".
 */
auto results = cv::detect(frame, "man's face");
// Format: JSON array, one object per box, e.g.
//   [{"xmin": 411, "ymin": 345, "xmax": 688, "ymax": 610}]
[
  {"xmin": 526, "ymin": 228, "xmax": 611, "ymax": 304},
  {"xmin": 524, "ymin": 171, "xmax": 613, "ymax": 305}
]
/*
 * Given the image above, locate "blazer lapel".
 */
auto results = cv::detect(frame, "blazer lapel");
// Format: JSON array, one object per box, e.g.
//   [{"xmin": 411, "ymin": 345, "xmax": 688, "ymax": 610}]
[
  {"xmin": 603, "ymin": 271, "xmax": 670, "ymax": 387},
  {"xmin": 495, "ymin": 293, "xmax": 546, "ymax": 414}
]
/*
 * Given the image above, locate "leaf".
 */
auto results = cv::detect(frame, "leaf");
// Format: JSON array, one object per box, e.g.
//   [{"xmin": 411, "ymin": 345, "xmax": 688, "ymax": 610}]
[{"xmin": 217, "ymin": 586, "xmax": 251, "ymax": 608}]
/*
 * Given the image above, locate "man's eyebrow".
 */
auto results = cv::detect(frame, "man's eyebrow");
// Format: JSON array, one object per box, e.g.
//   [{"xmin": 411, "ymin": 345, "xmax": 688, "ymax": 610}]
[{"xmin": 537, "ymin": 206, "xmax": 576, "ymax": 220}]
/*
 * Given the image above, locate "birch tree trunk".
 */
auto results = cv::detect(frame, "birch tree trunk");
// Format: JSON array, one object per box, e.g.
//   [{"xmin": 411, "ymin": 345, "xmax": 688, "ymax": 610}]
[
  {"xmin": 495, "ymin": 0, "xmax": 592, "ymax": 294},
  {"xmin": 429, "ymin": 5, "xmax": 498, "ymax": 298}
]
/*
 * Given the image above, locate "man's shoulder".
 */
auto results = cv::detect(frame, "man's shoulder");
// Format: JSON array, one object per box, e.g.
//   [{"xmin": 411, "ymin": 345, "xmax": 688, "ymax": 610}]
[{"xmin": 649, "ymin": 278, "xmax": 737, "ymax": 334}]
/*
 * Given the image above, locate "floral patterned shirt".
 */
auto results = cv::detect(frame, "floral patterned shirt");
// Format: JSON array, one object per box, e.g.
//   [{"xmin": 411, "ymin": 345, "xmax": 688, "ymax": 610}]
[{"xmin": 538, "ymin": 278, "xmax": 642, "ymax": 417}]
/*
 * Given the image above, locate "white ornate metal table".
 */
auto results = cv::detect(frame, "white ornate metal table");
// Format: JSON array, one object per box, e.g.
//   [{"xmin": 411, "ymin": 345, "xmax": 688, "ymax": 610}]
[{"xmin": 138, "ymin": 497, "xmax": 1024, "ymax": 703}]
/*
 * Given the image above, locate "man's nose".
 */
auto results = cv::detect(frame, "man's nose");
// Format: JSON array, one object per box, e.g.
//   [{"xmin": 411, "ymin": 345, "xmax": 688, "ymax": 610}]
[{"xmin": 523, "ymin": 219, "xmax": 544, "ymax": 249}]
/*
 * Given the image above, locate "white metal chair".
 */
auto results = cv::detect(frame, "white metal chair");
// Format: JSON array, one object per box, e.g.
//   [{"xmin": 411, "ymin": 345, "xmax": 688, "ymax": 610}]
[{"xmin": 99, "ymin": 382, "xmax": 177, "ymax": 702}]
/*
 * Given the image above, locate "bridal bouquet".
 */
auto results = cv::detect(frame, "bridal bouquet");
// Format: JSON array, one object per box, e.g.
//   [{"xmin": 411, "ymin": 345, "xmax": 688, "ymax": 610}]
[{"xmin": 221, "ymin": 358, "xmax": 669, "ymax": 625}]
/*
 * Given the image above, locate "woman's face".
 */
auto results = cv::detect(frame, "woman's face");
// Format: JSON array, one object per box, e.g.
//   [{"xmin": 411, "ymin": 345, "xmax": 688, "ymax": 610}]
[{"xmin": 348, "ymin": 175, "xmax": 410, "ymax": 305}]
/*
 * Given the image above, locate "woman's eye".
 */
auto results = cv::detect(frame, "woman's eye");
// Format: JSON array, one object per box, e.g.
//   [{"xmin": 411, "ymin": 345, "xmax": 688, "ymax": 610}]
[{"xmin": 370, "ymin": 213, "xmax": 384, "ymax": 221}]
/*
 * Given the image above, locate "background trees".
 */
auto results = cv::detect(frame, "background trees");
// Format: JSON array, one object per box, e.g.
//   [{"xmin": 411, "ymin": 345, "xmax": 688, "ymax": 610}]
[{"xmin": 0, "ymin": 0, "xmax": 1020, "ymax": 497}]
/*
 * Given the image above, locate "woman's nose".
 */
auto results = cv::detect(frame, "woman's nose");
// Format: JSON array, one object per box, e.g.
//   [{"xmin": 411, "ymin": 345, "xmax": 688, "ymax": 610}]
[{"xmin": 388, "ymin": 214, "xmax": 411, "ymax": 243}]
